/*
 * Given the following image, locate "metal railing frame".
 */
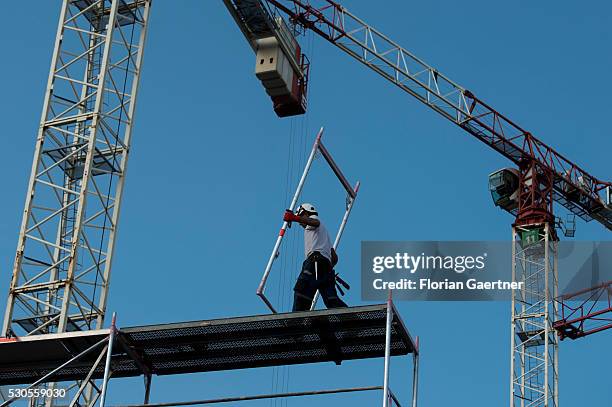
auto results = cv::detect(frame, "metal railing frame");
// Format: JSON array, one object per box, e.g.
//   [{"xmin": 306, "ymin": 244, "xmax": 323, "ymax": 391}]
[{"xmin": 256, "ymin": 127, "xmax": 360, "ymax": 313}]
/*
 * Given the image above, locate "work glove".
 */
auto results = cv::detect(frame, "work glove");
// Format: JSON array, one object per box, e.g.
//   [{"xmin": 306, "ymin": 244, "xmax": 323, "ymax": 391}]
[{"xmin": 283, "ymin": 210, "xmax": 301, "ymax": 224}]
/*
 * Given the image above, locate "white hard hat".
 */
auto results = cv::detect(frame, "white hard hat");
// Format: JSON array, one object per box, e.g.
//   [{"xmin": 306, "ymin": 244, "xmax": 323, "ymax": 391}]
[{"xmin": 297, "ymin": 203, "xmax": 317, "ymax": 214}]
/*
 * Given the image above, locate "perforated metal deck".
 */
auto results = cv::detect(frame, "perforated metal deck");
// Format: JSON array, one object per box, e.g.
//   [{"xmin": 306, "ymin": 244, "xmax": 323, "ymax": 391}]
[{"xmin": 0, "ymin": 304, "xmax": 415, "ymax": 386}]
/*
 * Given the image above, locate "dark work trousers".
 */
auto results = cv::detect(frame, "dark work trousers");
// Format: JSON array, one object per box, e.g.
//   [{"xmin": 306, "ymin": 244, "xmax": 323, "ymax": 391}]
[{"xmin": 292, "ymin": 252, "xmax": 348, "ymax": 311}]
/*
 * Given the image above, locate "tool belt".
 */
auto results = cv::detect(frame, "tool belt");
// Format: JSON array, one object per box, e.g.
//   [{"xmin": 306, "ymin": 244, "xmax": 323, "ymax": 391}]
[
  {"xmin": 306, "ymin": 251, "xmax": 351, "ymax": 296},
  {"xmin": 306, "ymin": 251, "xmax": 330, "ymax": 263}
]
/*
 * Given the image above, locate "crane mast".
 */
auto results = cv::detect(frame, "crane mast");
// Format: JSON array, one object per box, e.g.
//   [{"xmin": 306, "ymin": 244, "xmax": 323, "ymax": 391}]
[
  {"xmin": 257, "ymin": 1, "xmax": 611, "ymax": 407},
  {"xmin": 3, "ymin": 0, "xmax": 151, "ymax": 336}
]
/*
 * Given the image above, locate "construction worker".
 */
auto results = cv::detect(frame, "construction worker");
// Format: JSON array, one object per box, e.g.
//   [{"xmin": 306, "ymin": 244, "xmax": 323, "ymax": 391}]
[{"xmin": 283, "ymin": 203, "xmax": 348, "ymax": 311}]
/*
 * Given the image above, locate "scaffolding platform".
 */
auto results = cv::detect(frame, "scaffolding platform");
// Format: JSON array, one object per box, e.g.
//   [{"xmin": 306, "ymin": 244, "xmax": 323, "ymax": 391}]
[{"xmin": 0, "ymin": 304, "xmax": 416, "ymax": 387}]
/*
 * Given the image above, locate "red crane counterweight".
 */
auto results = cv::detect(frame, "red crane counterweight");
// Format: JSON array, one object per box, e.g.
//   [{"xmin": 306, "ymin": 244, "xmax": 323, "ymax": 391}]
[
  {"xmin": 254, "ymin": 21, "xmax": 309, "ymax": 117},
  {"xmin": 224, "ymin": 0, "xmax": 309, "ymax": 117}
]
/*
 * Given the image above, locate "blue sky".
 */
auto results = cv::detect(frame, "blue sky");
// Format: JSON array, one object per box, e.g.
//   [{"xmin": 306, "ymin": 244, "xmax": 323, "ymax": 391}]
[{"xmin": 1, "ymin": 1, "xmax": 611, "ymax": 406}]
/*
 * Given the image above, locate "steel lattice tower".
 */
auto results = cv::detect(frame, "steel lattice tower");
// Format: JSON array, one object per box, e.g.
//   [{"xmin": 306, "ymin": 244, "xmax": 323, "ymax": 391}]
[
  {"xmin": 1, "ymin": 0, "xmax": 151, "ymax": 404},
  {"xmin": 510, "ymin": 223, "xmax": 559, "ymax": 407}
]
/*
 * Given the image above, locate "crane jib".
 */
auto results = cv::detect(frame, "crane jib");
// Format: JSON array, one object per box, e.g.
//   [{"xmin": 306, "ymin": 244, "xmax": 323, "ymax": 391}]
[{"xmin": 264, "ymin": 0, "xmax": 612, "ymax": 230}]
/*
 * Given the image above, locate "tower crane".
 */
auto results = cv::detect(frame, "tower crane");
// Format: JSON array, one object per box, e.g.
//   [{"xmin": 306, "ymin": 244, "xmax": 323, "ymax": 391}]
[{"xmin": 223, "ymin": 1, "xmax": 612, "ymax": 406}]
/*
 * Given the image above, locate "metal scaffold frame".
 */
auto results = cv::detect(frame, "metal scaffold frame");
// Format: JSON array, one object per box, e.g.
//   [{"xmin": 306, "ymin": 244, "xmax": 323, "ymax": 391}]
[
  {"xmin": 257, "ymin": 127, "xmax": 360, "ymax": 313},
  {"xmin": 510, "ymin": 224, "xmax": 559, "ymax": 407},
  {"xmin": 0, "ymin": 304, "xmax": 419, "ymax": 407},
  {"xmin": 0, "ymin": 315, "xmax": 118, "ymax": 407}
]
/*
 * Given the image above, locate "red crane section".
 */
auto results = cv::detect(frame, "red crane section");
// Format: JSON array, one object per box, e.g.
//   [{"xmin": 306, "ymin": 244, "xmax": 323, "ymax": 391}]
[{"xmin": 554, "ymin": 281, "xmax": 612, "ymax": 340}]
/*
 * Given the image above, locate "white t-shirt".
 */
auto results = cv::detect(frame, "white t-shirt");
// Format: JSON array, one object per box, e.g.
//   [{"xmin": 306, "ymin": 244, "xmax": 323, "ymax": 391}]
[{"xmin": 304, "ymin": 215, "xmax": 333, "ymax": 261}]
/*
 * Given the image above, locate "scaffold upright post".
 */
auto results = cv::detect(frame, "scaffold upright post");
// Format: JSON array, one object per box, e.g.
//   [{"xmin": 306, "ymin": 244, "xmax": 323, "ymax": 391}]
[
  {"xmin": 412, "ymin": 337, "xmax": 419, "ymax": 407},
  {"xmin": 382, "ymin": 291, "xmax": 393, "ymax": 407},
  {"xmin": 144, "ymin": 375, "xmax": 152, "ymax": 405},
  {"xmin": 99, "ymin": 313, "xmax": 117, "ymax": 407},
  {"xmin": 509, "ymin": 233, "xmax": 517, "ymax": 407}
]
